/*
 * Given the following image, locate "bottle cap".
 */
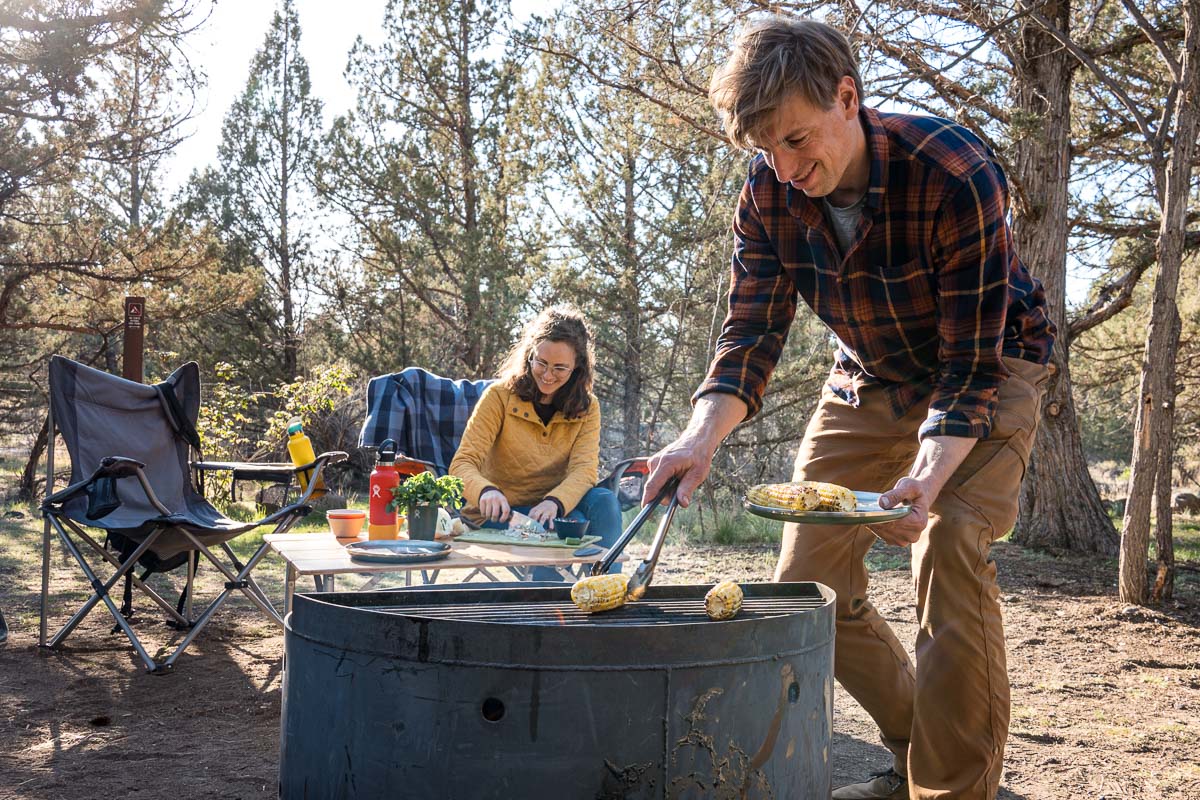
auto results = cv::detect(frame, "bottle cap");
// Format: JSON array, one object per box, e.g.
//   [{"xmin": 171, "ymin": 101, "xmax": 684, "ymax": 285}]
[
  {"xmin": 377, "ymin": 439, "xmax": 397, "ymax": 464},
  {"xmin": 287, "ymin": 417, "xmax": 303, "ymax": 436}
]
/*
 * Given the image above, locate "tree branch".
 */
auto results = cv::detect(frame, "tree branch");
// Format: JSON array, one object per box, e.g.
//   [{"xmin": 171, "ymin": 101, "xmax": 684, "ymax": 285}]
[
  {"xmin": 1068, "ymin": 231, "xmax": 1200, "ymax": 339},
  {"xmin": 1118, "ymin": 0, "xmax": 1181, "ymax": 82},
  {"xmin": 1019, "ymin": 0, "xmax": 1156, "ymax": 145}
]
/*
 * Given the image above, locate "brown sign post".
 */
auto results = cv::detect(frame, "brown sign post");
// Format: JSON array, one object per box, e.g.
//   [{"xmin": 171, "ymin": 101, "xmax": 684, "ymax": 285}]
[{"xmin": 123, "ymin": 296, "xmax": 145, "ymax": 383}]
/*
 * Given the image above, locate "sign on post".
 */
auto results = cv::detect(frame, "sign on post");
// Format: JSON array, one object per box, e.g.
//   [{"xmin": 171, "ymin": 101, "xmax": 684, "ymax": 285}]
[{"xmin": 123, "ymin": 296, "xmax": 145, "ymax": 383}]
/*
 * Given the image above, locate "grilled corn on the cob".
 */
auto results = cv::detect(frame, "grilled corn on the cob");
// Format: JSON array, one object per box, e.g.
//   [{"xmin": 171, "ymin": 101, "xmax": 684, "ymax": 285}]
[
  {"xmin": 747, "ymin": 481, "xmax": 857, "ymax": 513},
  {"xmin": 746, "ymin": 482, "xmax": 820, "ymax": 510},
  {"xmin": 571, "ymin": 573, "xmax": 630, "ymax": 613},
  {"xmin": 704, "ymin": 580, "xmax": 743, "ymax": 620}
]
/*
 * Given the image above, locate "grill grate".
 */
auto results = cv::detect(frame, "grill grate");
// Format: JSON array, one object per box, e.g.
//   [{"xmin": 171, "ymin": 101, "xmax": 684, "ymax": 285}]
[{"xmin": 371, "ymin": 595, "xmax": 827, "ymax": 627}]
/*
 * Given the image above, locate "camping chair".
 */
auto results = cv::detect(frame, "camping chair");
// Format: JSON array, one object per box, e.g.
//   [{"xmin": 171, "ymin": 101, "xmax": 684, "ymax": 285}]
[
  {"xmin": 39, "ymin": 356, "xmax": 346, "ymax": 673},
  {"xmin": 360, "ymin": 366, "xmax": 649, "ymax": 503}
]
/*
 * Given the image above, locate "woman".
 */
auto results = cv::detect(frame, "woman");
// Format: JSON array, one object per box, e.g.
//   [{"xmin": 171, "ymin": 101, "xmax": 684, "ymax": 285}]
[{"xmin": 450, "ymin": 305, "xmax": 622, "ymax": 579}]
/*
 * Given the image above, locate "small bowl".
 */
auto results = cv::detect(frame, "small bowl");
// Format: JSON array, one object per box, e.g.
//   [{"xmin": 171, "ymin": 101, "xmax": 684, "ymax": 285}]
[
  {"xmin": 327, "ymin": 509, "xmax": 366, "ymax": 542},
  {"xmin": 552, "ymin": 517, "xmax": 590, "ymax": 540}
]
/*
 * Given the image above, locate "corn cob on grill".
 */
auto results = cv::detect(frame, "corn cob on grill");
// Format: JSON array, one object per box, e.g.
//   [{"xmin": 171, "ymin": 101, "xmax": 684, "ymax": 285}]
[
  {"xmin": 704, "ymin": 580, "xmax": 743, "ymax": 620},
  {"xmin": 747, "ymin": 481, "xmax": 857, "ymax": 513},
  {"xmin": 571, "ymin": 573, "xmax": 631, "ymax": 613}
]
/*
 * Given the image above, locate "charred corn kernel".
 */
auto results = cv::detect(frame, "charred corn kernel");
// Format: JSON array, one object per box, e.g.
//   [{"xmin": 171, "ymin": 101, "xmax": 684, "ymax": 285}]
[
  {"xmin": 748, "ymin": 481, "xmax": 856, "ymax": 512},
  {"xmin": 747, "ymin": 482, "xmax": 820, "ymax": 511},
  {"xmin": 571, "ymin": 573, "xmax": 630, "ymax": 613},
  {"xmin": 813, "ymin": 482, "xmax": 856, "ymax": 512},
  {"xmin": 705, "ymin": 580, "xmax": 743, "ymax": 620}
]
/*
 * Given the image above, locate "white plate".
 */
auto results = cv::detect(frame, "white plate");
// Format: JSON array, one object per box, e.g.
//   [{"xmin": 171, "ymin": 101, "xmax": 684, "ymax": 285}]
[{"xmin": 743, "ymin": 490, "xmax": 911, "ymax": 525}]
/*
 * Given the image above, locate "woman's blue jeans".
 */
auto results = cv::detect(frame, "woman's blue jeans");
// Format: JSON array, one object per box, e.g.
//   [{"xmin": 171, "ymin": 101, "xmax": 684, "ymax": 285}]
[{"xmin": 481, "ymin": 487, "xmax": 623, "ymax": 582}]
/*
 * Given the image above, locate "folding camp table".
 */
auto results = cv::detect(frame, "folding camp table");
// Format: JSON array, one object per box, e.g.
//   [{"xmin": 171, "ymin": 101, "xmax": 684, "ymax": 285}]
[{"xmin": 264, "ymin": 533, "xmax": 628, "ymax": 616}]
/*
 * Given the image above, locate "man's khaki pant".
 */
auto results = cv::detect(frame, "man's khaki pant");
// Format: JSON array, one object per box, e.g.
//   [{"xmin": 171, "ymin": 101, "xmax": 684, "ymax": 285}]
[{"xmin": 775, "ymin": 357, "xmax": 1048, "ymax": 800}]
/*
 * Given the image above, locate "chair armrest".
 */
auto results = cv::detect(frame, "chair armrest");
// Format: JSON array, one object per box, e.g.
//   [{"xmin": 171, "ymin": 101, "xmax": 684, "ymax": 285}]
[
  {"xmin": 396, "ymin": 455, "xmax": 438, "ymax": 478},
  {"xmin": 98, "ymin": 456, "xmax": 147, "ymax": 479},
  {"xmin": 289, "ymin": 451, "xmax": 349, "ymax": 506},
  {"xmin": 41, "ymin": 457, "xmax": 147, "ymax": 508},
  {"xmin": 254, "ymin": 451, "xmax": 349, "ymax": 524},
  {"xmin": 42, "ymin": 457, "xmax": 172, "ymax": 517},
  {"xmin": 192, "ymin": 460, "xmax": 298, "ymax": 486},
  {"xmin": 42, "ymin": 476, "xmax": 97, "ymax": 508},
  {"xmin": 600, "ymin": 457, "xmax": 650, "ymax": 511},
  {"xmin": 192, "ymin": 453, "xmax": 349, "ymax": 498},
  {"xmin": 600, "ymin": 457, "xmax": 649, "ymax": 488}
]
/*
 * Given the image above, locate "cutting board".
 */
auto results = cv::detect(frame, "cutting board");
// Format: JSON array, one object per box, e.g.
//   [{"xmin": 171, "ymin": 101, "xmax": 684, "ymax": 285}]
[{"xmin": 455, "ymin": 530, "xmax": 601, "ymax": 549}]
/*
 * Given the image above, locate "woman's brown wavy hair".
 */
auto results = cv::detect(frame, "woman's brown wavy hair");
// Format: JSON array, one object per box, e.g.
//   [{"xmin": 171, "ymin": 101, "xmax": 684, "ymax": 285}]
[{"xmin": 496, "ymin": 305, "xmax": 595, "ymax": 419}]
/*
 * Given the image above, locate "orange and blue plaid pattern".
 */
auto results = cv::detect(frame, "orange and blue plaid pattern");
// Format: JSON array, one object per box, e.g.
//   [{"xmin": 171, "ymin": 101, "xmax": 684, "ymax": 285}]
[{"xmin": 695, "ymin": 108, "xmax": 1055, "ymax": 440}]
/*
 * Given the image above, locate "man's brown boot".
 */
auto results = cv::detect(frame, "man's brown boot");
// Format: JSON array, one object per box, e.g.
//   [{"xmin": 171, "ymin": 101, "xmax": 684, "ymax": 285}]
[{"xmin": 831, "ymin": 768, "xmax": 907, "ymax": 799}]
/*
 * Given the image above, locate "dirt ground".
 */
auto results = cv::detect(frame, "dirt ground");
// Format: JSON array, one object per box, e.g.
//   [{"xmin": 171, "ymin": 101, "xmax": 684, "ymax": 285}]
[{"xmin": 1, "ymin": 515, "xmax": 1198, "ymax": 799}]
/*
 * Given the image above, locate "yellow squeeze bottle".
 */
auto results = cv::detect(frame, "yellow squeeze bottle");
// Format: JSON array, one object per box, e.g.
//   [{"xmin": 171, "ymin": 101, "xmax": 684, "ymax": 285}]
[{"xmin": 286, "ymin": 417, "xmax": 324, "ymax": 494}]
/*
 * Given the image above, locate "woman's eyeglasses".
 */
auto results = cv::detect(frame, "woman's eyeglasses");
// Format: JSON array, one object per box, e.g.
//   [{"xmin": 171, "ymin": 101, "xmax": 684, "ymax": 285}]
[{"xmin": 529, "ymin": 356, "xmax": 575, "ymax": 378}]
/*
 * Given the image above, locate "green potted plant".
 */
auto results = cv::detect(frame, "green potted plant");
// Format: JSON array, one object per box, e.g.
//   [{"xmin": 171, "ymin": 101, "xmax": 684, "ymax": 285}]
[{"xmin": 388, "ymin": 472, "xmax": 464, "ymax": 540}]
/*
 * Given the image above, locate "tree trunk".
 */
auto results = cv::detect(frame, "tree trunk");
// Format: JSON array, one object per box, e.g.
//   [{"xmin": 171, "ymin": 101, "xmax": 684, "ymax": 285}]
[
  {"xmin": 1010, "ymin": 0, "xmax": 1118, "ymax": 553},
  {"xmin": 620, "ymin": 150, "xmax": 643, "ymax": 455},
  {"xmin": 1120, "ymin": 3, "xmax": 1200, "ymax": 603},
  {"xmin": 129, "ymin": 37, "xmax": 143, "ymax": 229},
  {"xmin": 1153, "ymin": 392, "xmax": 1178, "ymax": 604},
  {"xmin": 457, "ymin": 2, "xmax": 483, "ymax": 375},
  {"xmin": 18, "ymin": 415, "xmax": 49, "ymax": 502},
  {"xmin": 280, "ymin": 12, "xmax": 297, "ymax": 380}
]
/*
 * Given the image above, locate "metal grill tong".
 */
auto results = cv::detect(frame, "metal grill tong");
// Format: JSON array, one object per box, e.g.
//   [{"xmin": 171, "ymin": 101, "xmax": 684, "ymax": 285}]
[{"xmin": 592, "ymin": 477, "xmax": 681, "ymax": 600}]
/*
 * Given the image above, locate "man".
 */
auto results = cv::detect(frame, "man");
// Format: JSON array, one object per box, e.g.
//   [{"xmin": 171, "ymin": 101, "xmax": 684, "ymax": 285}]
[{"xmin": 642, "ymin": 16, "xmax": 1055, "ymax": 800}]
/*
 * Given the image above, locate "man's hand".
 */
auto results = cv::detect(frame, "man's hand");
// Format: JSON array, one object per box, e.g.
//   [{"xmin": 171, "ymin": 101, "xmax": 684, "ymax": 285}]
[
  {"xmin": 643, "ymin": 437, "xmax": 715, "ymax": 509},
  {"xmin": 869, "ymin": 434, "xmax": 977, "ymax": 546},
  {"xmin": 642, "ymin": 394, "xmax": 749, "ymax": 508},
  {"xmin": 870, "ymin": 477, "xmax": 930, "ymax": 545},
  {"xmin": 478, "ymin": 489, "xmax": 511, "ymax": 522},
  {"xmin": 528, "ymin": 499, "xmax": 558, "ymax": 527}
]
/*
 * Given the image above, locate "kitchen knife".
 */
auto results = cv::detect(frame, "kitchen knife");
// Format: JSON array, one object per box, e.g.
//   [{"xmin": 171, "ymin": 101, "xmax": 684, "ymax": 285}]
[{"xmin": 508, "ymin": 509, "xmax": 546, "ymax": 533}]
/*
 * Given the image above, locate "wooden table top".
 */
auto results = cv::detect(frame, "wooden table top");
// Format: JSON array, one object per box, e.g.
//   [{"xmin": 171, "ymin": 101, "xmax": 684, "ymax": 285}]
[{"xmin": 264, "ymin": 532, "xmax": 622, "ymax": 577}]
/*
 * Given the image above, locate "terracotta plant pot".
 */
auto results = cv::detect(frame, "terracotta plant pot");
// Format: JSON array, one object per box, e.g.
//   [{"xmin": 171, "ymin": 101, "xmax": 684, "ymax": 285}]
[{"xmin": 327, "ymin": 509, "xmax": 366, "ymax": 543}]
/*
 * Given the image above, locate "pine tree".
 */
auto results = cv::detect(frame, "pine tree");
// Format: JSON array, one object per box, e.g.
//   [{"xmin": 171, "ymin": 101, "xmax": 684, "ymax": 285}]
[
  {"xmin": 194, "ymin": 0, "xmax": 324, "ymax": 381},
  {"xmin": 320, "ymin": 0, "xmax": 539, "ymax": 377}
]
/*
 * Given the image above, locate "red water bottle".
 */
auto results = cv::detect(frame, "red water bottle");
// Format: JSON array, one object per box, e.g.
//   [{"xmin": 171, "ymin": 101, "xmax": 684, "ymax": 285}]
[{"xmin": 368, "ymin": 439, "xmax": 400, "ymax": 540}]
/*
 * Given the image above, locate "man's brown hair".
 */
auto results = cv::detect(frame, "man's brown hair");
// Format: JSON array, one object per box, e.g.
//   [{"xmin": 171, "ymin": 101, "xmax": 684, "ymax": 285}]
[{"xmin": 709, "ymin": 16, "xmax": 865, "ymax": 151}]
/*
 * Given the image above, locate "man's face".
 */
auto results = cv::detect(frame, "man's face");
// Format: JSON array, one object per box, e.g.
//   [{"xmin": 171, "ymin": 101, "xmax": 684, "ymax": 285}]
[{"xmin": 756, "ymin": 76, "xmax": 862, "ymax": 199}]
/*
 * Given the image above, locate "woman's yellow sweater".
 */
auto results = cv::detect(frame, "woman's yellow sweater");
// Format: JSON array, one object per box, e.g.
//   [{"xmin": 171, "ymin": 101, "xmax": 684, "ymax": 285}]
[{"xmin": 449, "ymin": 383, "xmax": 600, "ymax": 524}]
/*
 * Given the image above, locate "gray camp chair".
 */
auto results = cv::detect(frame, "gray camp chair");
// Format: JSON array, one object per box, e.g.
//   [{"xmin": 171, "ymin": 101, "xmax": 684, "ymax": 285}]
[{"xmin": 39, "ymin": 356, "xmax": 346, "ymax": 673}]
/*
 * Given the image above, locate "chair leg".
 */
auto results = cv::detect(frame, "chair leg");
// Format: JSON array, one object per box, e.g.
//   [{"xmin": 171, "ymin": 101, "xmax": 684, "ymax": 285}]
[
  {"xmin": 39, "ymin": 516, "xmax": 51, "ymax": 647},
  {"xmin": 161, "ymin": 531, "xmax": 292, "ymax": 668},
  {"xmin": 185, "ymin": 550, "xmax": 196, "ymax": 621},
  {"xmin": 219, "ymin": 544, "xmax": 282, "ymax": 618},
  {"xmin": 43, "ymin": 515, "xmax": 164, "ymax": 672},
  {"xmin": 42, "ymin": 504, "xmax": 312, "ymax": 672},
  {"xmin": 66, "ymin": 521, "xmax": 188, "ymax": 627}
]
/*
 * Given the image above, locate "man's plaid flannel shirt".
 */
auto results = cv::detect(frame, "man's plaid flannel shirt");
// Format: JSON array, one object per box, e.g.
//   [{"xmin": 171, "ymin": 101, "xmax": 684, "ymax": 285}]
[{"xmin": 695, "ymin": 107, "xmax": 1056, "ymax": 440}]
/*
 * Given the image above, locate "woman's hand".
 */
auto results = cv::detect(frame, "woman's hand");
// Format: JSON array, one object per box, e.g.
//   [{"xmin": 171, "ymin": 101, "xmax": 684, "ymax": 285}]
[
  {"xmin": 528, "ymin": 500, "xmax": 559, "ymax": 527},
  {"xmin": 478, "ymin": 489, "xmax": 511, "ymax": 522}
]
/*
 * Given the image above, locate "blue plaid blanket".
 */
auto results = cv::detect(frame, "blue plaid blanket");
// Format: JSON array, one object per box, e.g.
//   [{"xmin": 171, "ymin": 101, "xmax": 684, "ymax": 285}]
[{"xmin": 358, "ymin": 367, "xmax": 494, "ymax": 474}]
